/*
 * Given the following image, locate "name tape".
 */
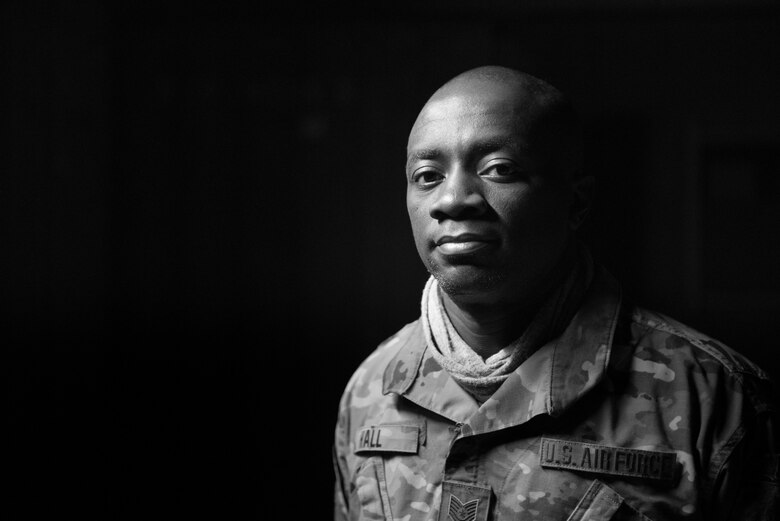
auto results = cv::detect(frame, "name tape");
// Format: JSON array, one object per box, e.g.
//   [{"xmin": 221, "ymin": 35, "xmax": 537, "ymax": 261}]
[
  {"xmin": 354, "ymin": 424, "xmax": 420, "ymax": 455},
  {"xmin": 539, "ymin": 437, "xmax": 677, "ymax": 482}
]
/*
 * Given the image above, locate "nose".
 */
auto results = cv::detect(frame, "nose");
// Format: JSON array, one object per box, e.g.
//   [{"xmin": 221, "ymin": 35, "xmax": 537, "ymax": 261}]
[{"xmin": 429, "ymin": 168, "xmax": 488, "ymax": 221}]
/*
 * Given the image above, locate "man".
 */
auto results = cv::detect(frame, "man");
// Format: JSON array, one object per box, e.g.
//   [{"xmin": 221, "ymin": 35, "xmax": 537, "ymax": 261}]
[{"xmin": 333, "ymin": 66, "xmax": 778, "ymax": 520}]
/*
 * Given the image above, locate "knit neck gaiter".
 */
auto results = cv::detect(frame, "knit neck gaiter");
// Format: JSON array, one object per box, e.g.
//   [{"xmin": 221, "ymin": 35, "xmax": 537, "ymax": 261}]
[{"xmin": 421, "ymin": 246, "xmax": 594, "ymax": 403}]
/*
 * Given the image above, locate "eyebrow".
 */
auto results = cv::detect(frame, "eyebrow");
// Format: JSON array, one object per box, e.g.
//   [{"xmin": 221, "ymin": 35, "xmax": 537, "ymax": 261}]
[
  {"xmin": 471, "ymin": 137, "xmax": 519, "ymax": 156},
  {"xmin": 406, "ymin": 148, "xmax": 442, "ymax": 165},
  {"xmin": 406, "ymin": 137, "xmax": 520, "ymax": 169}
]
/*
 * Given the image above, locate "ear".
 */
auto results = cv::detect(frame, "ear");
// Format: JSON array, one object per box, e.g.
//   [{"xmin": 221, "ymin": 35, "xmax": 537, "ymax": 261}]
[{"xmin": 568, "ymin": 175, "xmax": 595, "ymax": 231}]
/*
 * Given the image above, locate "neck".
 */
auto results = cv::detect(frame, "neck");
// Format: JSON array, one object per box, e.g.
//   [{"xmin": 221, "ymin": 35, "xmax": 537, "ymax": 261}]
[
  {"xmin": 440, "ymin": 295, "xmax": 531, "ymax": 359},
  {"xmin": 440, "ymin": 242, "xmax": 578, "ymax": 359}
]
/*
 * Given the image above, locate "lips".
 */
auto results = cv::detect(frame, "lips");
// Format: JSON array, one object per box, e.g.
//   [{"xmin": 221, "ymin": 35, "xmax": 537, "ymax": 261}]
[{"xmin": 435, "ymin": 233, "xmax": 498, "ymax": 255}]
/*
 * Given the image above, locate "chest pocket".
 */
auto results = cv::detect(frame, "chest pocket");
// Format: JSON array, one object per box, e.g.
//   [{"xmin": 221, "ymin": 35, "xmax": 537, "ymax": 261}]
[
  {"xmin": 349, "ymin": 457, "xmax": 393, "ymax": 521},
  {"xmin": 350, "ymin": 423, "xmax": 424, "ymax": 521},
  {"xmin": 567, "ymin": 480, "xmax": 653, "ymax": 521}
]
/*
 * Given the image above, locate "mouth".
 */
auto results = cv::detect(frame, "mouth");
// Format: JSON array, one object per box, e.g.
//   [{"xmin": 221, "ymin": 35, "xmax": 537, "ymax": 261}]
[{"xmin": 435, "ymin": 234, "xmax": 498, "ymax": 256}]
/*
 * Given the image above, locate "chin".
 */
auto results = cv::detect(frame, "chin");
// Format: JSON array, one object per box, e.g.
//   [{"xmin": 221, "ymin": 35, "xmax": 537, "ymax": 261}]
[{"xmin": 429, "ymin": 263, "xmax": 506, "ymax": 301}]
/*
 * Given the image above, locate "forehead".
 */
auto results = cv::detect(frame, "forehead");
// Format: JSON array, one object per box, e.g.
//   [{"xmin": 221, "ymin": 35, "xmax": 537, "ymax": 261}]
[{"xmin": 407, "ymin": 90, "xmax": 535, "ymax": 155}]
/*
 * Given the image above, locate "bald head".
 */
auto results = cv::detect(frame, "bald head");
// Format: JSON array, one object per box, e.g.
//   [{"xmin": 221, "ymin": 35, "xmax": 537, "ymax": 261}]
[
  {"xmin": 433, "ymin": 66, "xmax": 560, "ymax": 104},
  {"xmin": 411, "ymin": 66, "xmax": 583, "ymax": 181}
]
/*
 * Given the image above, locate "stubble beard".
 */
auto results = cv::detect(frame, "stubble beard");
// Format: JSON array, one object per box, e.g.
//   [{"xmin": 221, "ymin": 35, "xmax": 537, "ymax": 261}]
[{"xmin": 425, "ymin": 256, "xmax": 508, "ymax": 304}]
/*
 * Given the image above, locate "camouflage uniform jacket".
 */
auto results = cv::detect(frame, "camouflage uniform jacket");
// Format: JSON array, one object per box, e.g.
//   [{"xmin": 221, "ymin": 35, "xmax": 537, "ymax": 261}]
[{"xmin": 333, "ymin": 268, "xmax": 778, "ymax": 521}]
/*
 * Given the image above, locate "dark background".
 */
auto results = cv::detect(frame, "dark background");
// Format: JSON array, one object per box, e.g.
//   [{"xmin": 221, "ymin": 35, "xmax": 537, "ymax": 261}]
[{"xmin": 4, "ymin": 1, "xmax": 780, "ymax": 519}]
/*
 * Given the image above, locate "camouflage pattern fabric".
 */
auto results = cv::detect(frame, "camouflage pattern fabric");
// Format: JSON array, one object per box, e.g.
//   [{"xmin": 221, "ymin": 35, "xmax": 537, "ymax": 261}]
[{"xmin": 333, "ymin": 267, "xmax": 779, "ymax": 520}]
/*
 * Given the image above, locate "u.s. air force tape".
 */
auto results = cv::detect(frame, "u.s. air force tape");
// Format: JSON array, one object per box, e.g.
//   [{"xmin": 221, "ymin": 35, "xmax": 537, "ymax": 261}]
[
  {"xmin": 354, "ymin": 424, "xmax": 420, "ymax": 454},
  {"xmin": 539, "ymin": 437, "xmax": 677, "ymax": 482}
]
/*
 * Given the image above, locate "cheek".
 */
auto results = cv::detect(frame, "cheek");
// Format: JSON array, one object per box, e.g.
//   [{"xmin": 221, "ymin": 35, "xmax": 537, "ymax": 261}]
[
  {"xmin": 406, "ymin": 193, "xmax": 431, "ymax": 224},
  {"xmin": 497, "ymin": 191, "xmax": 571, "ymax": 243},
  {"xmin": 406, "ymin": 200, "xmax": 429, "ymax": 244},
  {"xmin": 406, "ymin": 191, "xmax": 420, "ymax": 218}
]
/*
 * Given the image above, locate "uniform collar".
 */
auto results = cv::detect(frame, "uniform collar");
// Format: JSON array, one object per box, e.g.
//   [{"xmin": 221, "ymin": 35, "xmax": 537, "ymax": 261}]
[
  {"xmin": 382, "ymin": 320, "xmax": 480, "ymax": 423},
  {"xmin": 383, "ymin": 266, "xmax": 622, "ymax": 433}
]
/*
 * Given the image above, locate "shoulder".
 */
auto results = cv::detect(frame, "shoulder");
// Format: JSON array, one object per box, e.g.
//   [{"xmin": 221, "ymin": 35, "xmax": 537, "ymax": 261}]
[
  {"xmin": 625, "ymin": 306, "xmax": 773, "ymax": 413},
  {"xmin": 630, "ymin": 307, "xmax": 769, "ymax": 379},
  {"xmin": 334, "ymin": 319, "xmax": 423, "ymax": 448},
  {"xmin": 338, "ymin": 319, "xmax": 422, "ymax": 407},
  {"xmin": 623, "ymin": 307, "xmax": 779, "ymax": 508}
]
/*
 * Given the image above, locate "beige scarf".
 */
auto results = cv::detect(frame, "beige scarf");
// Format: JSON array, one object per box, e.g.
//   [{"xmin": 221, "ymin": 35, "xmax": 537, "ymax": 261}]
[{"xmin": 421, "ymin": 247, "xmax": 593, "ymax": 403}]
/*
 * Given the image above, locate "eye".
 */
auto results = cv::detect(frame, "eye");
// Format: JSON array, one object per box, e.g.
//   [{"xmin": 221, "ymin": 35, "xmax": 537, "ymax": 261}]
[
  {"xmin": 480, "ymin": 161, "xmax": 522, "ymax": 180},
  {"xmin": 411, "ymin": 168, "xmax": 445, "ymax": 187}
]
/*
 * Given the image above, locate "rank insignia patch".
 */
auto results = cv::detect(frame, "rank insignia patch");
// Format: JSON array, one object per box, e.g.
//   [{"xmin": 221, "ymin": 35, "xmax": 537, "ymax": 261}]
[
  {"xmin": 438, "ymin": 481, "xmax": 491, "ymax": 521},
  {"xmin": 448, "ymin": 495, "xmax": 479, "ymax": 521}
]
